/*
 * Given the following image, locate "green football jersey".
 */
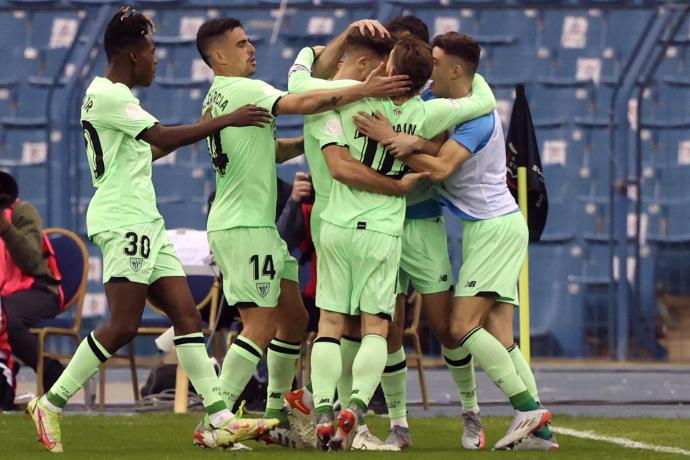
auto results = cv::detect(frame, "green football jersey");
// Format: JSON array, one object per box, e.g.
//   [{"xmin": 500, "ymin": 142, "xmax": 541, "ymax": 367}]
[
  {"xmin": 80, "ymin": 76, "xmax": 161, "ymax": 237},
  {"xmin": 320, "ymin": 86, "xmax": 496, "ymax": 236},
  {"xmin": 288, "ymin": 47, "xmax": 357, "ymax": 203},
  {"xmin": 202, "ymin": 76, "xmax": 287, "ymax": 232}
]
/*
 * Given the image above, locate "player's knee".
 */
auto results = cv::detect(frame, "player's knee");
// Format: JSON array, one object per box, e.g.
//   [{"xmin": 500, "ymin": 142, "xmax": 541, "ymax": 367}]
[{"xmin": 111, "ymin": 322, "xmax": 139, "ymax": 347}]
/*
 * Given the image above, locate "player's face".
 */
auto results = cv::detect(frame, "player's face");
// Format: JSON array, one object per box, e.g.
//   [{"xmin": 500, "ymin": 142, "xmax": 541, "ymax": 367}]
[
  {"xmin": 225, "ymin": 27, "xmax": 256, "ymax": 77},
  {"xmin": 134, "ymin": 35, "xmax": 157, "ymax": 87},
  {"xmin": 430, "ymin": 47, "xmax": 452, "ymax": 97}
]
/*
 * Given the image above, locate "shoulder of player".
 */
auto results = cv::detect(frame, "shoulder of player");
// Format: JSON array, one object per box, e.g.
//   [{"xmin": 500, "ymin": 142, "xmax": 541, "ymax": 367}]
[{"xmin": 455, "ymin": 112, "xmax": 495, "ymax": 132}]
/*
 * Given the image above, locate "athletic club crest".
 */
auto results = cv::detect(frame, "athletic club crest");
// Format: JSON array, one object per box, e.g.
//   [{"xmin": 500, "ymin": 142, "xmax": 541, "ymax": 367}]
[
  {"xmin": 256, "ymin": 282, "xmax": 270, "ymax": 297},
  {"xmin": 130, "ymin": 257, "xmax": 143, "ymax": 272},
  {"xmin": 393, "ymin": 108, "xmax": 402, "ymax": 117}
]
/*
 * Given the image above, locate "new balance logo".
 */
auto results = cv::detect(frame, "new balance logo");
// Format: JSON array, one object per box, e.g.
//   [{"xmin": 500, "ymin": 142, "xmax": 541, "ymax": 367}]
[
  {"xmin": 318, "ymin": 398, "xmax": 330, "ymax": 405},
  {"xmin": 465, "ymin": 280, "xmax": 477, "ymax": 288},
  {"xmin": 269, "ymin": 392, "xmax": 282, "ymax": 399},
  {"xmin": 351, "ymin": 389, "xmax": 360, "ymax": 394},
  {"xmin": 439, "ymin": 274, "xmax": 448, "ymax": 282}
]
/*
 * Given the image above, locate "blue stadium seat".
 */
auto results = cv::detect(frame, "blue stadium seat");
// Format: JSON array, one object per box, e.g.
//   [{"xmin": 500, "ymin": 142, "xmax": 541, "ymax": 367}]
[{"xmin": 477, "ymin": 9, "xmax": 539, "ymax": 47}]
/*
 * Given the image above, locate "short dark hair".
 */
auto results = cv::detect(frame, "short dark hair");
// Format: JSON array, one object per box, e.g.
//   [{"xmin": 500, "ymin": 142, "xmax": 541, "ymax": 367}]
[
  {"xmin": 432, "ymin": 32, "xmax": 481, "ymax": 75},
  {"xmin": 196, "ymin": 18, "xmax": 243, "ymax": 67},
  {"xmin": 385, "ymin": 15, "xmax": 429, "ymax": 43},
  {"xmin": 345, "ymin": 28, "xmax": 395, "ymax": 58},
  {"xmin": 391, "ymin": 36, "xmax": 433, "ymax": 95},
  {"xmin": 104, "ymin": 7, "xmax": 155, "ymax": 61}
]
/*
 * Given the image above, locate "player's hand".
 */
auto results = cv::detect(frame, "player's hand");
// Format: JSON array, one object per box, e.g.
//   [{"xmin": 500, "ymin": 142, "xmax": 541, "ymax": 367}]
[
  {"xmin": 291, "ymin": 172, "xmax": 312, "ymax": 202},
  {"xmin": 221, "ymin": 104, "xmax": 273, "ymax": 128},
  {"xmin": 352, "ymin": 111, "xmax": 396, "ymax": 142},
  {"xmin": 312, "ymin": 45, "xmax": 325, "ymax": 57},
  {"xmin": 361, "ymin": 62, "xmax": 410, "ymax": 98},
  {"xmin": 384, "ymin": 133, "xmax": 422, "ymax": 159},
  {"xmin": 198, "ymin": 105, "xmax": 213, "ymax": 123},
  {"xmin": 397, "ymin": 172, "xmax": 431, "ymax": 195},
  {"xmin": 349, "ymin": 19, "xmax": 389, "ymax": 38}
]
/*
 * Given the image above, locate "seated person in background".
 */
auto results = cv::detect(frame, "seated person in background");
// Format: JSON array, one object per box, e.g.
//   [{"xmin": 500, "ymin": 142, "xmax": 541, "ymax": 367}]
[
  {"xmin": 276, "ymin": 172, "xmax": 318, "ymax": 333},
  {"xmin": 0, "ymin": 171, "xmax": 64, "ymax": 392}
]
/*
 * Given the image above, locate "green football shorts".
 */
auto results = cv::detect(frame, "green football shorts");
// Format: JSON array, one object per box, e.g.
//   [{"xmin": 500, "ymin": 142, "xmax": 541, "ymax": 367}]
[
  {"xmin": 455, "ymin": 211, "xmax": 528, "ymax": 305},
  {"xmin": 397, "ymin": 216, "xmax": 453, "ymax": 295},
  {"xmin": 316, "ymin": 222, "xmax": 401, "ymax": 319},
  {"xmin": 208, "ymin": 227, "xmax": 298, "ymax": 307},
  {"xmin": 92, "ymin": 219, "xmax": 185, "ymax": 285}
]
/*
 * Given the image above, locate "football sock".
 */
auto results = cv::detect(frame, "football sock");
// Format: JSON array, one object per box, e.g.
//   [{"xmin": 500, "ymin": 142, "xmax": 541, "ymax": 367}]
[
  {"xmin": 381, "ymin": 347, "xmax": 408, "ymax": 421},
  {"xmin": 508, "ymin": 343, "xmax": 540, "ymax": 403},
  {"xmin": 459, "ymin": 327, "xmax": 538, "ymax": 411},
  {"xmin": 311, "ymin": 337, "xmax": 342, "ymax": 413},
  {"xmin": 265, "ymin": 338, "xmax": 301, "ymax": 423},
  {"xmin": 350, "ymin": 334, "xmax": 387, "ymax": 409},
  {"xmin": 442, "ymin": 344, "xmax": 478, "ymax": 410},
  {"xmin": 336, "ymin": 335, "xmax": 360, "ymax": 408},
  {"xmin": 220, "ymin": 335, "xmax": 263, "ymax": 411},
  {"xmin": 45, "ymin": 331, "xmax": 111, "ymax": 411},
  {"xmin": 174, "ymin": 332, "xmax": 230, "ymax": 418}
]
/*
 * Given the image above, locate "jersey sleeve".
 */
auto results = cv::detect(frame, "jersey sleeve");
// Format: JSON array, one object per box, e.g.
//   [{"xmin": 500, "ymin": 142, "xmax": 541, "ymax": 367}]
[
  {"xmin": 288, "ymin": 47, "xmax": 358, "ymax": 93},
  {"xmin": 234, "ymin": 79, "xmax": 288, "ymax": 115},
  {"xmin": 313, "ymin": 112, "xmax": 348, "ymax": 149},
  {"xmin": 92, "ymin": 88, "xmax": 158, "ymax": 139},
  {"xmin": 451, "ymin": 113, "xmax": 495, "ymax": 153},
  {"xmin": 422, "ymin": 73, "xmax": 496, "ymax": 135}
]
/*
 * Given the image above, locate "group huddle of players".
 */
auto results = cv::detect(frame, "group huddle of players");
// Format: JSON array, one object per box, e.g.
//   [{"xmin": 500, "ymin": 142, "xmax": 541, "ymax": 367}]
[{"xmin": 25, "ymin": 6, "xmax": 558, "ymax": 454}]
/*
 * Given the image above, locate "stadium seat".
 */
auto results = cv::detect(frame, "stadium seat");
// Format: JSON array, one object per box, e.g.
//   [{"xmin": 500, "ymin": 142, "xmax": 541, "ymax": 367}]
[{"xmin": 30, "ymin": 228, "xmax": 89, "ymax": 396}]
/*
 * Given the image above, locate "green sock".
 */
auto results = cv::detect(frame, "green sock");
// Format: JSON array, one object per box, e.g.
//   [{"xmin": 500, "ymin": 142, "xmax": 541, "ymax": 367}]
[
  {"xmin": 442, "ymin": 345, "xmax": 478, "ymax": 410},
  {"xmin": 174, "ymin": 332, "xmax": 228, "ymax": 417},
  {"xmin": 265, "ymin": 338, "xmax": 301, "ymax": 423},
  {"xmin": 381, "ymin": 347, "xmax": 407, "ymax": 419},
  {"xmin": 506, "ymin": 345, "xmax": 552, "ymax": 439},
  {"xmin": 460, "ymin": 327, "xmax": 538, "ymax": 411},
  {"xmin": 46, "ymin": 331, "xmax": 111, "ymax": 409},
  {"xmin": 508, "ymin": 344, "xmax": 540, "ymax": 403},
  {"xmin": 310, "ymin": 337, "xmax": 342, "ymax": 412},
  {"xmin": 336, "ymin": 336, "xmax": 360, "ymax": 407},
  {"xmin": 220, "ymin": 336, "xmax": 262, "ymax": 410},
  {"xmin": 350, "ymin": 334, "xmax": 387, "ymax": 408}
]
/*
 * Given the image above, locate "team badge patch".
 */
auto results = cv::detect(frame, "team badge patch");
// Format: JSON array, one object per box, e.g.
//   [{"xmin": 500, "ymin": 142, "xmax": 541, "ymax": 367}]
[
  {"xmin": 256, "ymin": 282, "xmax": 270, "ymax": 297},
  {"xmin": 130, "ymin": 257, "xmax": 143, "ymax": 272}
]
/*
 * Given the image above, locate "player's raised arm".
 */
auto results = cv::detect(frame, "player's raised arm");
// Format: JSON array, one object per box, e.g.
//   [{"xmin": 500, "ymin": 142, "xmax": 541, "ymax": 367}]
[
  {"xmin": 276, "ymin": 63, "xmax": 409, "ymax": 115},
  {"xmin": 142, "ymin": 104, "xmax": 272, "ymax": 156},
  {"xmin": 288, "ymin": 47, "xmax": 359, "ymax": 94},
  {"xmin": 311, "ymin": 19, "xmax": 389, "ymax": 79}
]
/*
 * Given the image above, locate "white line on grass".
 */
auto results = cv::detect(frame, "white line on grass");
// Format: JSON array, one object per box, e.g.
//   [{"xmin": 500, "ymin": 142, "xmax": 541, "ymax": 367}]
[{"xmin": 553, "ymin": 427, "xmax": 690, "ymax": 457}]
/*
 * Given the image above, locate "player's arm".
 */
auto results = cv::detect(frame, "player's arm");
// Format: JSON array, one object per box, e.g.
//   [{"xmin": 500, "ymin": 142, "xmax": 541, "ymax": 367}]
[
  {"xmin": 288, "ymin": 47, "xmax": 358, "ymax": 94},
  {"xmin": 352, "ymin": 111, "xmax": 448, "ymax": 157},
  {"xmin": 276, "ymin": 136, "xmax": 305, "ymax": 163},
  {"xmin": 311, "ymin": 19, "xmax": 389, "ymax": 78},
  {"xmin": 322, "ymin": 144, "xmax": 426, "ymax": 196},
  {"xmin": 276, "ymin": 63, "xmax": 409, "ymax": 115},
  {"xmin": 422, "ymin": 74, "xmax": 497, "ymax": 133},
  {"xmin": 142, "ymin": 104, "xmax": 273, "ymax": 154},
  {"xmin": 402, "ymin": 140, "xmax": 471, "ymax": 183}
]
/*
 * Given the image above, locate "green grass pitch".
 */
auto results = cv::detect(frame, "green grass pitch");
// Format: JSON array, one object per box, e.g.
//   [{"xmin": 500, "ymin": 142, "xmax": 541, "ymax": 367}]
[{"xmin": 2, "ymin": 412, "xmax": 688, "ymax": 459}]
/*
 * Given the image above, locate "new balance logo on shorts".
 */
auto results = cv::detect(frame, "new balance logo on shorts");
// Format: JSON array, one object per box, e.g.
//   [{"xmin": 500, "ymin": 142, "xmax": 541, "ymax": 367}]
[
  {"xmin": 256, "ymin": 282, "xmax": 270, "ymax": 297},
  {"xmin": 439, "ymin": 274, "xmax": 448, "ymax": 282},
  {"xmin": 465, "ymin": 280, "xmax": 477, "ymax": 288}
]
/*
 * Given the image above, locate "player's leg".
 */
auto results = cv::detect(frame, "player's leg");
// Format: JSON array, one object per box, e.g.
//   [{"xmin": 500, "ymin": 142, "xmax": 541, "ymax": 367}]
[
  {"xmin": 484, "ymin": 302, "xmax": 558, "ymax": 450},
  {"xmin": 332, "ymin": 229, "xmax": 400, "ymax": 451},
  {"xmin": 310, "ymin": 222, "xmax": 352, "ymax": 449},
  {"xmin": 380, "ymin": 293, "xmax": 409, "ymax": 443},
  {"xmin": 208, "ymin": 228, "xmax": 281, "ymax": 412},
  {"xmin": 337, "ymin": 316, "xmax": 361, "ymax": 408},
  {"xmin": 450, "ymin": 214, "xmax": 550, "ymax": 449},
  {"xmin": 265, "ymin": 248, "xmax": 309, "ymax": 425},
  {"xmin": 29, "ymin": 227, "xmax": 151, "ymax": 453}
]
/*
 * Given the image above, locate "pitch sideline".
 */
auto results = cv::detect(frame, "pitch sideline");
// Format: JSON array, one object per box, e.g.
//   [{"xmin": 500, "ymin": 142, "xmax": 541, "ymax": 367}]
[{"xmin": 553, "ymin": 427, "xmax": 690, "ymax": 457}]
